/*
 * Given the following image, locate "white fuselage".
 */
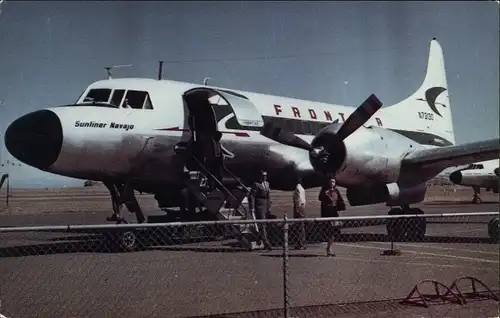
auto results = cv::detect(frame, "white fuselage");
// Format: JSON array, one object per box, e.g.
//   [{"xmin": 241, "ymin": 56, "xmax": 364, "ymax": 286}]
[{"xmin": 26, "ymin": 78, "xmax": 439, "ymax": 191}]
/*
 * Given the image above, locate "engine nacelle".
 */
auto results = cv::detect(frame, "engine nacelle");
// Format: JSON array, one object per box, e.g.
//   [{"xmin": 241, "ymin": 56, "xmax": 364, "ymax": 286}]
[
  {"xmin": 308, "ymin": 124, "xmax": 407, "ymax": 185},
  {"xmin": 308, "ymin": 122, "xmax": 347, "ymax": 174},
  {"xmin": 346, "ymin": 182, "xmax": 427, "ymax": 207}
]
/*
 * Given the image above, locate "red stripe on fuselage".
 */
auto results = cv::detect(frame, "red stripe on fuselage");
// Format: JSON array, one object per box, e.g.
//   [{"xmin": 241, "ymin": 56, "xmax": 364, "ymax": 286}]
[{"xmin": 156, "ymin": 127, "xmax": 249, "ymax": 137}]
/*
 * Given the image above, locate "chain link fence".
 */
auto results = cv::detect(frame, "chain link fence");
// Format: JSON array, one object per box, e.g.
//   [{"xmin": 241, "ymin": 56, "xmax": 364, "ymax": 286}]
[{"xmin": 0, "ymin": 212, "xmax": 498, "ymax": 317}]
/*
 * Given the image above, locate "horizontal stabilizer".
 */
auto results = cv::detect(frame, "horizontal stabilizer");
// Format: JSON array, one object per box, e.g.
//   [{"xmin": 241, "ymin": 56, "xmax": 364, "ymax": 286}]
[{"xmin": 402, "ymin": 138, "xmax": 500, "ymax": 170}]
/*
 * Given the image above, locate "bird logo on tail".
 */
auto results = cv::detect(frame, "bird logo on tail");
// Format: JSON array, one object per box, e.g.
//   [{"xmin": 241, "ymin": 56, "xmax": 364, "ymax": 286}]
[{"xmin": 416, "ymin": 86, "xmax": 447, "ymax": 117}]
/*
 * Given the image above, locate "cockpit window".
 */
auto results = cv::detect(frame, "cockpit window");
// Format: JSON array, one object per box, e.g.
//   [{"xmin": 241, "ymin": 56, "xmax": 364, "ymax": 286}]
[
  {"xmin": 111, "ymin": 89, "xmax": 125, "ymax": 107},
  {"xmin": 73, "ymin": 88, "xmax": 154, "ymax": 109},
  {"xmin": 82, "ymin": 89, "xmax": 111, "ymax": 103},
  {"xmin": 468, "ymin": 164, "xmax": 485, "ymax": 170},
  {"xmin": 123, "ymin": 90, "xmax": 154, "ymax": 109}
]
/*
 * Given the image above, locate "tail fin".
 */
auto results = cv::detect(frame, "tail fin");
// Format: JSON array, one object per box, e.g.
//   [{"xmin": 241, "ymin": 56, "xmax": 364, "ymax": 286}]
[{"xmin": 385, "ymin": 38, "xmax": 455, "ymax": 146}]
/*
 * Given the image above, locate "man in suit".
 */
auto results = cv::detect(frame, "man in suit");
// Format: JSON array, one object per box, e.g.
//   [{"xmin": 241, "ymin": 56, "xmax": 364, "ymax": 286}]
[{"xmin": 249, "ymin": 170, "xmax": 273, "ymax": 251}]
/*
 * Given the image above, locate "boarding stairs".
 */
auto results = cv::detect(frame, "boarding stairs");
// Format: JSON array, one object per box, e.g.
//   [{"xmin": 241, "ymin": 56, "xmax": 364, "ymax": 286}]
[{"xmin": 174, "ymin": 142, "xmax": 258, "ymax": 247}]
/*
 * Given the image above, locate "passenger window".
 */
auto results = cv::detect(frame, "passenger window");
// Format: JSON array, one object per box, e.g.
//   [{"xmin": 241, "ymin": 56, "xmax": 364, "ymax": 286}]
[
  {"xmin": 311, "ymin": 122, "xmax": 323, "ymax": 134},
  {"xmin": 292, "ymin": 121, "xmax": 304, "ymax": 134},
  {"xmin": 83, "ymin": 89, "xmax": 111, "ymax": 103},
  {"xmin": 302, "ymin": 121, "xmax": 313, "ymax": 135},
  {"xmin": 111, "ymin": 89, "xmax": 125, "ymax": 107},
  {"xmin": 284, "ymin": 119, "xmax": 295, "ymax": 132},
  {"xmin": 123, "ymin": 90, "xmax": 153, "ymax": 109},
  {"xmin": 477, "ymin": 164, "xmax": 484, "ymax": 169}
]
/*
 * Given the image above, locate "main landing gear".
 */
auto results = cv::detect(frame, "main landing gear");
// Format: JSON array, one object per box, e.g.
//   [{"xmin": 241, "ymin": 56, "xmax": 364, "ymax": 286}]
[
  {"xmin": 386, "ymin": 204, "xmax": 426, "ymax": 241},
  {"xmin": 104, "ymin": 181, "xmax": 146, "ymax": 224}
]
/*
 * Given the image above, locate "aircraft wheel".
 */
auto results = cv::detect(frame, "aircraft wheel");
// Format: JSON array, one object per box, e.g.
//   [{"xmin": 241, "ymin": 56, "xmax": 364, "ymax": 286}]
[
  {"xmin": 386, "ymin": 208, "xmax": 404, "ymax": 241},
  {"xmin": 406, "ymin": 208, "xmax": 426, "ymax": 241},
  {"xmin": 119, "ymin": 230, "xmax": 140, "ymax": 252},
  {"xmin": 386, "ymin": 207, "xmax": 426, "ymax": 241},
  {"xmin": 472, "ymin": 196, "xmax": 482, "ymax": 204},
  {"xmin": 488, "ymin": 217, "xmax": 499, "ymax": 243},
  {"xmin": 105, "ymin": 230, "xmax": 141, "ymax": 252}
]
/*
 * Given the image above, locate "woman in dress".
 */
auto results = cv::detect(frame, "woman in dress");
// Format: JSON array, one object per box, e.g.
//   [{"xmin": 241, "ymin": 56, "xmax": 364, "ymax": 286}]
[{"xmin": 318, "ymin": 177, "xmax": 346, "ymax": 256}]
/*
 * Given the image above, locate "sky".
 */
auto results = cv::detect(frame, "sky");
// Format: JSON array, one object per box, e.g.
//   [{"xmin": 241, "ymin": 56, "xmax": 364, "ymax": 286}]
[{"xmin": 0, "ymin": 1, "xmax": 498, "ymax": 188}]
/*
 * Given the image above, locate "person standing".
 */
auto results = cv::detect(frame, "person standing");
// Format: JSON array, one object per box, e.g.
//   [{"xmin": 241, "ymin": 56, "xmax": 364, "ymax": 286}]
[
  {"xmin": 293, "ymin": 175, "xmax": 307, "ymax": 250},
  {"xmin": 249, "ymin": 170, "xmax": 273, "ymax": 251},
  {"xmin": 318, "ymin": 177, "xmax": 346, "ymax": 256}
]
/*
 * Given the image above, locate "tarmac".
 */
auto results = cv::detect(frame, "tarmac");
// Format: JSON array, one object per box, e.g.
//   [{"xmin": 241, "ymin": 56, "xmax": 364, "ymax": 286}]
[{"xmin": 0, "ymin": 193, "xmax": 498, "ymax": 317}]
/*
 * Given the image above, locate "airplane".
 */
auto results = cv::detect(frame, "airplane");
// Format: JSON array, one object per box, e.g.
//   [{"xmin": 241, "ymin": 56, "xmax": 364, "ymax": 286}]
[
  {"xmin": 449, "ymin": 159, "xmax": 500, "ymax": 204},
  {"xmin": 3, "ymin": 37, "xmax": 500, "ymax": 242}
]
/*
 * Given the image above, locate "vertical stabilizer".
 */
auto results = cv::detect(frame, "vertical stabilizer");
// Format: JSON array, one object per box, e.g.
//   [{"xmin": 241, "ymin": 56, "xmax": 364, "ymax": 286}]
[{"xmin": 385, "ymin": 38, "xmax": 455, "ymax": 146}]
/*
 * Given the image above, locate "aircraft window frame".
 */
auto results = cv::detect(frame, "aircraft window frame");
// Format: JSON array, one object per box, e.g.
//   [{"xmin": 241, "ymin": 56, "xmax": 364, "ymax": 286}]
[
  {"xmin": 219, "ymin": 89, "xmax": 249, "ymax": 100},
  {"xmin": 302, "ymin": 121, "xmax": 313, "ymax": 135},
  {"xmin": 82, "ymin": 88, "xmax": 112, "ymax": 104},
  {"xmin": 283, "ymin": 119, "xmax": 295, "ymax": 132},
  {"xmin": 142, "ymin": 94, "xmax": 154, "ymax": 109},
  {"xmin": 123, "ymin": 90, "xmax": 154, "ymax": 110},
  {"xmin": 291, "ymin": 120, "xmax": 303, "ymax": 134},
  {"xmin": 111, "ymin": 89, "xmax": 126, "ymax": 107}
]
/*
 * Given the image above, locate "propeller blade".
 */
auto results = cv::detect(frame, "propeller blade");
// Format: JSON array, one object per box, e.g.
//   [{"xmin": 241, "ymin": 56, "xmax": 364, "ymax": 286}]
[
  {"xmin": 336, "ymin": 94, "xmax": 382, "ymax": 140},
  {"xmin": 494, "ymin": 167, "xmax": 500, "ymax": 178},
  {"xmin": 260, "ymin": 122, "xmax": 312, "ymax": 151}
]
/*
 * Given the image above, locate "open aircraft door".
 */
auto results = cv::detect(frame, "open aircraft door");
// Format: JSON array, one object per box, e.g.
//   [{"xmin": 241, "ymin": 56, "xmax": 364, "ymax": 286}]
[{"xmin": 183, "ymin": 87, "xmax": 264, "ymax": 129}]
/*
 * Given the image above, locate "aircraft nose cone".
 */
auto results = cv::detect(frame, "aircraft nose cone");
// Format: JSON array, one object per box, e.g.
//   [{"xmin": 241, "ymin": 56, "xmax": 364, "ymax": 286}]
[
  {"xmin": 449, "ymin": 170, "xmax": 462, "ymax": 184},
  {"xmin": 4, "ymin": 110, "xmax": 63, "ymax": 170}
]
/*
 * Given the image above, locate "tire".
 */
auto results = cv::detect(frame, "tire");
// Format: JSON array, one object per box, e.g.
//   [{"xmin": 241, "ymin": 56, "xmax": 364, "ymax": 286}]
[
  {"xmin": 119, "ymin": 230, "xmax": 139, "ymax": 252},
  {"xmin": 386, "ymin": 207, "xmax": 426, "ymax": 241},
  {"xmin": 386, "ymin": 208, "xmax": 404, "ymax": 241},
  {"xmin": 406, "ymin": 208, "xmax": 426, "ymax": 241}
]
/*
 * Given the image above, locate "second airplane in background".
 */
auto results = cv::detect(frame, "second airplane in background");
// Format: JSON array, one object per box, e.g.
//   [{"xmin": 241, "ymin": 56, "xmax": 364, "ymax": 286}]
[{"xmin": 449, "ymin": 159, "xmax": 500, "ymax": 204}]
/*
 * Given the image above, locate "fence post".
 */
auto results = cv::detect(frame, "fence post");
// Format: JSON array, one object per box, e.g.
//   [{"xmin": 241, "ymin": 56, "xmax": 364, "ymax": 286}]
[
  {"xmin": 6, "ymin": 176, "xmax": 9, "ymax": 207},
  {"xmin": 282, "ymin": 214, "xmax": 290, "ymax": 318},
  {"xmin": 382, "ymin": 217, "xmax": 401, "ymax": 256}
]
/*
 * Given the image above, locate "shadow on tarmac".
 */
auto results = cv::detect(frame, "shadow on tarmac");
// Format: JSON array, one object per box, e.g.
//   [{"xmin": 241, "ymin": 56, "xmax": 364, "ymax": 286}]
[{"xmin": 0, "ymin": 231, "xmax": 495, "ymax": 258}]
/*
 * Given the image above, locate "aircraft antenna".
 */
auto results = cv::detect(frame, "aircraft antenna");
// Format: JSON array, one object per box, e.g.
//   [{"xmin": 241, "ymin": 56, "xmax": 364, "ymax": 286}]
[
  {"xmin": 203, "ymin": 77, "xmax": 211, "ymax": 85},
  {"xmin": 104, "ymin": 64, "xmax": 132, "ymax": 79},
  {"xmin": 158, "ymin": 60, "xmax": 164, "ymax": 80}
]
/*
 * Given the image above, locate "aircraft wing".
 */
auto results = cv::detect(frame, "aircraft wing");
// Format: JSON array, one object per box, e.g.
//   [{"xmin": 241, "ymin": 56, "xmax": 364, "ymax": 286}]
[{"xmin": 401, "ymin": 138, "xmax": 500, "ymax": 171}]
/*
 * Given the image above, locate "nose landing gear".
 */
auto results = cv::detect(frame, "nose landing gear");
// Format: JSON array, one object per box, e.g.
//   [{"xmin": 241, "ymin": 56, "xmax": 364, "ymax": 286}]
[{"xmin": 104, "ymin": 181, "xmax": 145, "ymax": 224}]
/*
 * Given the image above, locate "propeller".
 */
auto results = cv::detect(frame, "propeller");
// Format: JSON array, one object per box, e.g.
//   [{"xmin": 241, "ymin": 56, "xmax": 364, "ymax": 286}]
[
  {"xmin": 335, "ymin": 94, "xmax": 383, "ymax": 141},
  {"xmin": 494, "ymin": 167, "xmax": 500, "ymax": 178},
  {"xmin": 261, "ymin": 94, "xmax": 382, "ymax": 149}
]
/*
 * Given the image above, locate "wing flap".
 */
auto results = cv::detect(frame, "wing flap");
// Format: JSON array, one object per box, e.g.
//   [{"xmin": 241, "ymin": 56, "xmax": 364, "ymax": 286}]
[{"xmin": 402, "ymin": 138, "xmax": 500, "ymax": 170}]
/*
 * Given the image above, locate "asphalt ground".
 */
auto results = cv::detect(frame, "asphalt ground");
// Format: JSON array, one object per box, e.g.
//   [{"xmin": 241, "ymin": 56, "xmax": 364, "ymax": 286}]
[{"xmin": 0, "ymin": 196, "xmax": 498, "ymax": 318}]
